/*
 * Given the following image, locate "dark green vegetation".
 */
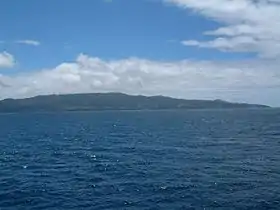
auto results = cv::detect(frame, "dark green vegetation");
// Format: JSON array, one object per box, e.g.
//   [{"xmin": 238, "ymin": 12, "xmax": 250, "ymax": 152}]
[{"xmin": 0, "ymin": 93, "xmax": 269, "ymax": 112}]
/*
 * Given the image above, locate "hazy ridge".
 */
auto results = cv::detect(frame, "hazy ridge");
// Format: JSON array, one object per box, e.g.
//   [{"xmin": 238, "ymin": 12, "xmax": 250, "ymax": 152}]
[{"xmin": 0, "ymin": 93, "xmax": 269, "ymax": 113}]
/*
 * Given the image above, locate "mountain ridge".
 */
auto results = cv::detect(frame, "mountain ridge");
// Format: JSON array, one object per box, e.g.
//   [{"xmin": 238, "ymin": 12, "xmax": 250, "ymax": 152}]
[{"xmin": 0, "ymin": 92, "xmax": 269, "ymax": 113}]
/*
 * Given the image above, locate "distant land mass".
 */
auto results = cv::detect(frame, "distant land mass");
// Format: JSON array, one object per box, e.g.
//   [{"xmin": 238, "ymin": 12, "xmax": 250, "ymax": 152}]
[{"xmin": 0, "ymin": 93, "xmax": 269, "ymax": 113}]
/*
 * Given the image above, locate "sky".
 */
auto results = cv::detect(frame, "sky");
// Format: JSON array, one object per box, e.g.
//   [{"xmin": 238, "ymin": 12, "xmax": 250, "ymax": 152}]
[{"xmin": 0, "ymin": 0, "xmax": 280, "ymax": 106}]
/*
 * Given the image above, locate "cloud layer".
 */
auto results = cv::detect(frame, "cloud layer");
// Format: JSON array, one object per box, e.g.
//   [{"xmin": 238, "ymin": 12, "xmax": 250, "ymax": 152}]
[
  {"xmin": 0, "ymin": 54, "xmax": 279, "ymax": 106},
  {"xmin": 166, "ymin": 0, "xmax": 280, "ymax": 58},
  {"xmin": 0, "ymin": 52, "xmax": 15, "ymax": 68}
]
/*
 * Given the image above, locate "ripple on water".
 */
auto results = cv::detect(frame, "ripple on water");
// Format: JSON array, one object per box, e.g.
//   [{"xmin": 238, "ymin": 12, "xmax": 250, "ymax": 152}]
[{"xmin": 0, "ymin": 109, "xmax": 280, "ymax": 209}]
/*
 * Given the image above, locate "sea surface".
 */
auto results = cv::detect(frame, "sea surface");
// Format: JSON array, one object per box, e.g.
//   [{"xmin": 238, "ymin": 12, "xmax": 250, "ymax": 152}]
[{"xmin": 0, "ymin": 109, "xmax": 280, "ymax": 210}]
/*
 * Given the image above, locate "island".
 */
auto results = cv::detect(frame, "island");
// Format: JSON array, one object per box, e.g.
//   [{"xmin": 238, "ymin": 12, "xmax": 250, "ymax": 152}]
[{"xmin": 0, "ymin": 92, "xmax": 269, "ymax": 113}]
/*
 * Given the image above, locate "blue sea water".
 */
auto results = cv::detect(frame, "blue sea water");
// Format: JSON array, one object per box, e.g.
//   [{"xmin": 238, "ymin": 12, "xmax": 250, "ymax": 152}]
[{"xmin": 0, "ymin": 109, "xmax": 280, "ymax": 210}]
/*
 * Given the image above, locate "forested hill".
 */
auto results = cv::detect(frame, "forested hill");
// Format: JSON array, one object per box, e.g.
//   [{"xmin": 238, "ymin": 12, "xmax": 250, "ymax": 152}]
[{"xmin": 0, "ymin": 93, "xmax": 269, "ymax": 112}]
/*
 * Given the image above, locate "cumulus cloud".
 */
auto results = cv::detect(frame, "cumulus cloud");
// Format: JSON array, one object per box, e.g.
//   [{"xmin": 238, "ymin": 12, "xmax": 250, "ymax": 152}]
[
  {"xmin": 15, "ymin": 40, "xmax": 41, "ymax": 46},
  {"xmin": 165, "ymin": 0, "xmax": 280, "ymax": 58},
  {"xmin": 0, "ymin": 52, "xmax": 15, "ymax": 68},
  {"xmin": 0, "ymin": 54, "xmax": 280, "ymax": 106}
]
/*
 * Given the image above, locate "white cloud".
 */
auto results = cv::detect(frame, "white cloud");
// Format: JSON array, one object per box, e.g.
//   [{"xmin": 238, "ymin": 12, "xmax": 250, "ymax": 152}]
[
  {"xmin": 15, "ymin": 40, "xmax": 41, "ymax": 46},
  {"xmin": 0, "ymin": 54, "xmax": 280, "ymax": 106},
  {"xmin": 0, "ymin": 52, "xmax": 15, "ymax": 68},
  {"xmin": 165, "ymin": 0, "xmax": 280, "ymax": 58}
]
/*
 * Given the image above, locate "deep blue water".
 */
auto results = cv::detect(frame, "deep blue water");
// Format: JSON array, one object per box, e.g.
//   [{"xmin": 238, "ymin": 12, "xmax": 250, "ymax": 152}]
[{"xmin": 0, "ymin": 109, "xmax": 280, "ymax": 210}]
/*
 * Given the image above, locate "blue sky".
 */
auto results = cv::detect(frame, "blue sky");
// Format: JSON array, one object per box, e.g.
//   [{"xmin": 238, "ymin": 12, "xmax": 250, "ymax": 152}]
[
  {"xmin": 0, "ymin": 0, "xmax": 280, "ymax": 106},
  {"xmin": 0, "ymin": 0, "xmax": 253, "ymax": 71}
]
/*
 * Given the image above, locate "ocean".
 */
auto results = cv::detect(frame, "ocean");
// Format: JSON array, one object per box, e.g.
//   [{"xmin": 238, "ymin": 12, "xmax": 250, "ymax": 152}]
[{"xmin": 0, "ymin": 109, "xmax": 280, "ymax": 210}]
